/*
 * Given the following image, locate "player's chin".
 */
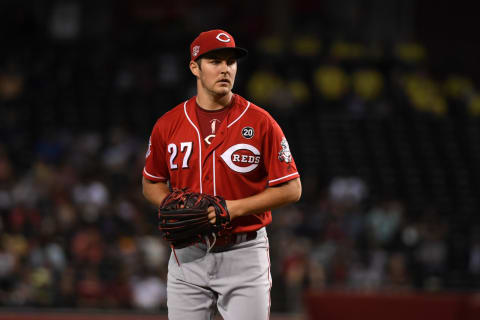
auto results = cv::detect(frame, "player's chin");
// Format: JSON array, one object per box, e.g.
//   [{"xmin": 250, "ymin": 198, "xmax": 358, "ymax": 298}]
[{"xmin": 214, "ymin": 86, "xmax": 232, "ymax": 96}]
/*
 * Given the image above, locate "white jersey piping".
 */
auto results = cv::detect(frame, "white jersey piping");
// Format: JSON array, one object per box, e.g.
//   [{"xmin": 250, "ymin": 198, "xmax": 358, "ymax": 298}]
[
  {"xmin": 213, "ymin": 150, "xmax": 216, "ymax": 196},
  {"xmin": 268, "ymin": 172, "xmax": 299, "ymax": 184},
  {"xmin": 184, "ymin": 101, "xmax": 203, "ymax": 193},
  {"xmin": 227, "ymin": 101, "xmax": 250, "ymax": 128},
  {"xmin": 143, "ymin": 167, "xmax": 166, "ymax": 180}
]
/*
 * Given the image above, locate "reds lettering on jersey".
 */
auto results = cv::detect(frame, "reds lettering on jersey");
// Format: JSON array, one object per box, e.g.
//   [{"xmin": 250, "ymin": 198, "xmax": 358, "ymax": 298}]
[{"xmin": 143, "ymin": 94, "xmax": 300, "ymax": 233}]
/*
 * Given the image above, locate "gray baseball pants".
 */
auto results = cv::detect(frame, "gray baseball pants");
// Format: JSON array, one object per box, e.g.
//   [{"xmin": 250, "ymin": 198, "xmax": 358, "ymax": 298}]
[{"xmin": 166, "ymin": 227, "xmax": 271, "ymax": 320}]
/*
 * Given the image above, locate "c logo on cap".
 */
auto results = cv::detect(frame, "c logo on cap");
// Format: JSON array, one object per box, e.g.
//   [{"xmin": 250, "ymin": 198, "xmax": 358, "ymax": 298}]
[{"xmin": 216, "ymin": 33, "xmax": 231, "ymax": 43}]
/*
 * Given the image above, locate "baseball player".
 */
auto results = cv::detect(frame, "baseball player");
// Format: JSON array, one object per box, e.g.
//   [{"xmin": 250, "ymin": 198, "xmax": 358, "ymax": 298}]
[{"xmin": 142, "ymin": 29, "xmax": 302, "ymax": 320}]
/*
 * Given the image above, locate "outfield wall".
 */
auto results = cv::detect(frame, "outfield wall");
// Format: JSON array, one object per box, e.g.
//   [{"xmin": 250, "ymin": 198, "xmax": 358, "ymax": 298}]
[{"xmin": 304, "ymin": 291, "xmax": 480, "ymax": 320}]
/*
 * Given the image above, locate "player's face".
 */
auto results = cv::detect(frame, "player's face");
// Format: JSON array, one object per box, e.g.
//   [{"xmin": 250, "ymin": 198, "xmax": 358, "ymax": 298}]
[{"xmin": 194, "ymin": 50, "xmax": 237, "ymax": 97}]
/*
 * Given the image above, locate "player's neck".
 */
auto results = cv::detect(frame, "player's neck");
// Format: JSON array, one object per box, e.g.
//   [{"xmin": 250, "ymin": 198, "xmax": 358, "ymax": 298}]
[{"xmin": 196, "ymin": 91, "xmax": 233, "ymax": 111}]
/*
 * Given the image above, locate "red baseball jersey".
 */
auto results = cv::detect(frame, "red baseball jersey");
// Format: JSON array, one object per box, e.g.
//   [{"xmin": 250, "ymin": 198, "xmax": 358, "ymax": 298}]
[{"xmin": 143, "ymin": 94, "xmax": 300, "ymax": 233}]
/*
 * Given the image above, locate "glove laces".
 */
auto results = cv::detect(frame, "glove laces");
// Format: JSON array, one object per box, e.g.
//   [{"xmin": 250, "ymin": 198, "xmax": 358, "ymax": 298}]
[
  {"xmin": 204, "ymin": 233, "xmax": 217, "ymax": 254},
  {"xmin": 171, "ymin": 233, "xmax": 218, "ymax": 267},
  {"xmin": 171, "ymin": 244, "xmax": 180, "ymax": 266}
]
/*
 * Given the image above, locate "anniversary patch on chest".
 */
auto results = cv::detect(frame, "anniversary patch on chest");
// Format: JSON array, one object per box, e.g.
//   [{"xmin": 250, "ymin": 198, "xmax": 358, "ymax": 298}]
[{"xmin": 241, "ymin": 126, "xmax": 254, "ymax": 139}]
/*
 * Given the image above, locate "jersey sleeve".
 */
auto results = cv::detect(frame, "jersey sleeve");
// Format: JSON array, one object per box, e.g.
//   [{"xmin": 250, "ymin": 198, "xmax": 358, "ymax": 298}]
[
  {"xmin": 263, "ymin": 117, "xmax": 300, "ymax": 186},
  {"xmin": 143, "ymin": 120, "xmax": 169, "ymax": 182}
]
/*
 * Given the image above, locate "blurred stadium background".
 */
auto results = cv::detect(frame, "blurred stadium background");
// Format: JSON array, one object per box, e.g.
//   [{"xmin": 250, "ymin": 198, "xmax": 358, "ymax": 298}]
[{"xmin": 1, "ymin": 0, "xmax": 480, "ymax": 319}]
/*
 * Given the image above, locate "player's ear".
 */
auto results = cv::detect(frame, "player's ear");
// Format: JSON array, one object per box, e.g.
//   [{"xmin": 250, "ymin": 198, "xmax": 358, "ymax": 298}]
[{"xmin": 190, "ymin": 60, "xmax": 200, "ymax": 78}]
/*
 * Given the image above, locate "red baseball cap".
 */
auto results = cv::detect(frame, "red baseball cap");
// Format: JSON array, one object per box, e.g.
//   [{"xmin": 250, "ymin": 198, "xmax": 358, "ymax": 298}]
[{"xmin": 190, "ymin": 29, "xmax": 248, "ymax": 61}]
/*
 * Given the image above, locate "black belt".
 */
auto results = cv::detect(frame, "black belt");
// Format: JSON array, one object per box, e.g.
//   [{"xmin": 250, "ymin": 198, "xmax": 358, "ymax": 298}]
[{"xmin": 205, "ymin": 230, "xmax": 258, "ymax": 248}]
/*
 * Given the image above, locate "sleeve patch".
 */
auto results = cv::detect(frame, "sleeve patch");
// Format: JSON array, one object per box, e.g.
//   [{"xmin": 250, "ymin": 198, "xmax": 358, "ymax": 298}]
[
  {"xmin": 277, "ymin": 137, "xmax": 292, "ymax": 163},
  {"xmin": 145, "ymin": 137, "xmax": 152, "ymax": 158}
]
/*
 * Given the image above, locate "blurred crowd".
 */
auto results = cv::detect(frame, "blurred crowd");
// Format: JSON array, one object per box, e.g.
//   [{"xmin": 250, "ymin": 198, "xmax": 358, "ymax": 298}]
[
  {"xmin": 1, "ymin": 0, "xmax": 480, "ymax": 314},
  {"xmin": 269, "ymin": 177, "xmax": 480, "ymax": 312},
  {"xmin": 0, "ymin": 129, "xmax": 167, "ymax": 309}
]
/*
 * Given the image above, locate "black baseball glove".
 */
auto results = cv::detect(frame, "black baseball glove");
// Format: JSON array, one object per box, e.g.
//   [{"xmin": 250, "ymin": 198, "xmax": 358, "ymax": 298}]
[{"xmin": 158, "ymin": 189, "xmax": 231, "ymax": 248}]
